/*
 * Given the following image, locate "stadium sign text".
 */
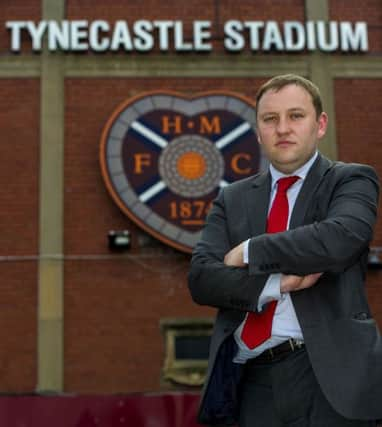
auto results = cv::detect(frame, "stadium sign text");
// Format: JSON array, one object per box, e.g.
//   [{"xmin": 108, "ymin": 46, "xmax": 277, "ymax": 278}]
[{"xmin": 5, "ymin": 20, "xmax": 369, "ymax": 53}]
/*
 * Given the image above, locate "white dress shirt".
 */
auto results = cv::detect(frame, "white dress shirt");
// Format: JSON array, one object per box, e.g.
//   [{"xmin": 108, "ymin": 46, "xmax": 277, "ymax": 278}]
[{"xmin": 233, "ymin": 152, "xmax": 318, "ymax": 363}]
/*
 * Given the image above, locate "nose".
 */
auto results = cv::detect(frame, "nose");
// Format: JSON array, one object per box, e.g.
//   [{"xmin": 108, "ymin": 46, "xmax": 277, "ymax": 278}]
[{"xmin": 276, "ymin": 116, "xmax": 291, "ymax": 135}]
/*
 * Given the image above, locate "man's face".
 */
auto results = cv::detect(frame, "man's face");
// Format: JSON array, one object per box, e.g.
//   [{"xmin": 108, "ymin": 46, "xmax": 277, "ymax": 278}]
[{"xmin": 256, "ymin": 84, "xmax": 328, "ymax": 174}]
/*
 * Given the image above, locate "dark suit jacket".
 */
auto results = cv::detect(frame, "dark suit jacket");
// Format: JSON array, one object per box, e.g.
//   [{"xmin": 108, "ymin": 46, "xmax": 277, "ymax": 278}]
[{"xmin": 188, "ymin": 154, "xmax": 382, "ymax": 425}]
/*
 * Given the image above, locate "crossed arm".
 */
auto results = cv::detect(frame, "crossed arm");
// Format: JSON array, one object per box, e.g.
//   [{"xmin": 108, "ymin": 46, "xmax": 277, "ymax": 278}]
[
  {"xmin": 189, "ymin": 165, "xmax": 379, "ymax": 311},
  {"xmin": 224, "ymin": 242, "xmax": 323, "ymax": 293}
]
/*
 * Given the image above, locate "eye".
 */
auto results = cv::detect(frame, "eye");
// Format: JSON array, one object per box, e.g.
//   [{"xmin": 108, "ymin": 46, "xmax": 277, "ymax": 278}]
[
  {"xmin": 290, "ymin": 112, "xmax": 304, "ymax": 120},
  {"xmin": 263, "ymin": 115, "xmax": 277, "ymax": 123}
]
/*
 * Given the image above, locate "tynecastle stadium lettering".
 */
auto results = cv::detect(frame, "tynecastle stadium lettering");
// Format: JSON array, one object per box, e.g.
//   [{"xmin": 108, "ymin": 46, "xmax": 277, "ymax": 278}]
[{"xmin": 5, "ymin": 20, "xmax": 368, "ymax": 52}]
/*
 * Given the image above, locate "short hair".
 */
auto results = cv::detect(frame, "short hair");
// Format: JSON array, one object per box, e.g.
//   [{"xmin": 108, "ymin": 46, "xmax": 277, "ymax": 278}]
[{"xmin": 256, "ymin": 74, "xmax": 323, "ymax": 118}]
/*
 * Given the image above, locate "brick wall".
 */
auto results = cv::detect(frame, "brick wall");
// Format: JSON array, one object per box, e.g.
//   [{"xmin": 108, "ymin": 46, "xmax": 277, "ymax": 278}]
[
  {"xmin": 1, "ymin": 0, "xmax": 379, "ymax": 55},
  {"xmin": 0, "ymin": 0, "xmax": 381, "ymax": 395},
  {"xmin": 334, "ymin": 79, "xmax": 382, "ymax": 238},
  {"xmin": 64, "ymin": 77, "xmax": 266, "ymax": 392},
  {"xmin": 0, "ymin": 0, "xmax": 41, "ymax": 52},
  {"xmin": 66, "ymin": 0, "xmax": 305, "ymax": 54},
  {"xmin": 63, "ymin": 74, "xmax": 382, "ymax": 392},
  {"xmin": 334, "ymin": 78, "xmax": 382, "ymax": 324},
  {"xmin": 0, "ymin": 79, "xmax": 39, "ymax": 391},
  {"xmin": 330, "ymin": 0, "xmax": 382, "ymax": 53}
]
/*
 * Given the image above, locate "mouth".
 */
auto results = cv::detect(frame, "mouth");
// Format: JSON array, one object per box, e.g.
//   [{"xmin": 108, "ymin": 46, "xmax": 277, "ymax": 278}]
[{"xmin": 275, "ymin": 140, "xmax": 296, "ymax": 147}]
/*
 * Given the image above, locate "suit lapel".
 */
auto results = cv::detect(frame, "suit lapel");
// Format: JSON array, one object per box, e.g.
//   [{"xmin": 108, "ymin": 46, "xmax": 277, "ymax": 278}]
[
  {"xmin": 245, "ymin": 172, "xmax": 271, "ymax": 237},
  {"xmin": 244, "ymin": 154, "xmax": 332, "ymax": 235},
  {"xmin": 289, "ymin": 154, "xmax": 333, "ymax": 229}
]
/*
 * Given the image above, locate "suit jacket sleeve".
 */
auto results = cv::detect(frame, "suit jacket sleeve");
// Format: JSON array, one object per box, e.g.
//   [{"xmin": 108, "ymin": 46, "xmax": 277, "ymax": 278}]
[
  {"xmin": 188, "ymin": 187, "xmax": 269, "ymax": 312},
  {"xmin": 248, "ymin": 164, "xmax": 379, "ymax": 276}
]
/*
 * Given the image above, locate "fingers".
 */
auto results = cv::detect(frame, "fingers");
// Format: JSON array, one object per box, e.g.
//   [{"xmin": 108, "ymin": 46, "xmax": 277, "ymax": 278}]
[
  {"xmin": 281, "ymin": 272, "xmax": 323, "ymax": 292},
  {"xmin": 280, "ymin": 274, "xmax": 304, "ymax": 292},
  {"xmin": 300, "ymin": 272, "xmax": 323, "ymax": 289}
]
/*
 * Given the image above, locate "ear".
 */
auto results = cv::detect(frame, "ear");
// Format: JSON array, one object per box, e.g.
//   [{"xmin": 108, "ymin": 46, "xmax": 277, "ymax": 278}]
[{"xmin": 317, "ymin": 112, "xmax": 328, "ymax": 139}]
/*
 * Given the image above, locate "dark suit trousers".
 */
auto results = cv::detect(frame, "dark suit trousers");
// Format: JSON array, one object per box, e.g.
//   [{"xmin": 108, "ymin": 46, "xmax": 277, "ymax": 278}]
[{"xmin": 239, "ymin": 347, "xmax": 376, "ymax": 427}]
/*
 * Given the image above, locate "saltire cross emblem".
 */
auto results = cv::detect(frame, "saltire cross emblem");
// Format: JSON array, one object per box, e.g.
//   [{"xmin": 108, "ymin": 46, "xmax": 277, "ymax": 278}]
[{"xmin": 100, "ymin": 91, "xmax": 265, "ymax": 253}]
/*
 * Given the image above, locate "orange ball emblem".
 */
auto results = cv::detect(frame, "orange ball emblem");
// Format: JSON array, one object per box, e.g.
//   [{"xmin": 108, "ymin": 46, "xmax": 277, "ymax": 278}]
[{"xmin": 177, "ymin": 151, "xmax": 206, "ymax": 180}]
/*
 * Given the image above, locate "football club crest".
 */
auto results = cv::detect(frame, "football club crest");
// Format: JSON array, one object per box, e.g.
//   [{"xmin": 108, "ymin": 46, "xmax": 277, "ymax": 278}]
[{"xmin": 100, "ymin": 91, "xmax": 265, "ymax": 253}]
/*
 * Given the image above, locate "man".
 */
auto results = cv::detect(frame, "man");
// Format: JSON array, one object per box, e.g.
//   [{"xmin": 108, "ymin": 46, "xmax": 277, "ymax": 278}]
[{"xmin": 188, "ymin": 74, "xmax": 382, "ymax": 426}]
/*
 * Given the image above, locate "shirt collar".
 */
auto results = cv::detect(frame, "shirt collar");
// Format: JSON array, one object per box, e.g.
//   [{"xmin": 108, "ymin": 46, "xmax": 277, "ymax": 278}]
[{"xmin": 269, "ymin": 151, "xmax": 318, "ymax": 189}]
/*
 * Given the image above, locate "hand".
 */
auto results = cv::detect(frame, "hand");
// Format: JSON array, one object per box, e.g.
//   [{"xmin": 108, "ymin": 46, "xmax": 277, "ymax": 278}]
[
  {"xmin": 224, "ymin": 242, "xmax": 246, "ymax": 267},
  {"xmin": 280, "ymin": 272, "xmax": 323, "ymax": 293}
]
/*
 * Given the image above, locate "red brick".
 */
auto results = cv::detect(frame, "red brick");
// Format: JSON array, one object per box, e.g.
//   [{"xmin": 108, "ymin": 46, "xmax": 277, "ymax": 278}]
[
  {"xmin": 329, "ymin": 0, "xmax": 381, "ymax": 52},
  {"xmin": 335, "ymin": 78, "xmax": 382, "ymax": 327},
  {"xmin": 0, "ymin": 0, "xmax": 41, "ymax": 52},
  {"xmin": 0, "ymin": 79, "xmax": 40, "ymax": 256},
  {"xmin": 0, "ymin": 262, "xmax": 37, "ymax": 391},
  {"xmin": 64, "ymin": 77, "xmax": 265, "ymax": 392}
]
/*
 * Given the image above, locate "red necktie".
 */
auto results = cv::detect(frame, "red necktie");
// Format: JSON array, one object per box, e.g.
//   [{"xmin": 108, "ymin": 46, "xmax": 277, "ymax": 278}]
[{"xmin": 241, "ymin": 175, "xmax": 300, "ymax": 349}]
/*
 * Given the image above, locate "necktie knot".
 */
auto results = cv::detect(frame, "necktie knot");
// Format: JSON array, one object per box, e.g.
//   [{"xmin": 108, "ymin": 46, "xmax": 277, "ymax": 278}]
[{"xmin": 277, "ymin": 176, "xmax": 300, "ymax": 193}]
